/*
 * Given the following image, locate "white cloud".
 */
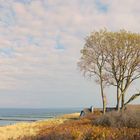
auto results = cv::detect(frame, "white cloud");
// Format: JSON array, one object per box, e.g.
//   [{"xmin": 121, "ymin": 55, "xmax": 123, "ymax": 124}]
[{"xmin": 0, "ymin": 0, "xmax": 139, "ymax": 107}]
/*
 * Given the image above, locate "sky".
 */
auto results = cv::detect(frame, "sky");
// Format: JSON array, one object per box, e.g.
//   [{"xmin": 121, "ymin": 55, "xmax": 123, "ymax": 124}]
[{"xmin": 0, "ymin": 0, "xmax": 139, "ymax": 108}]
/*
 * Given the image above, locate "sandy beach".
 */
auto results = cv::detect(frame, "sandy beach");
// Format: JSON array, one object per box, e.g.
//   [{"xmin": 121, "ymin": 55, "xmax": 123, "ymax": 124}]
[{"xmin": 0, "ymin": 113, "xmax": 80, "ymax": 140}]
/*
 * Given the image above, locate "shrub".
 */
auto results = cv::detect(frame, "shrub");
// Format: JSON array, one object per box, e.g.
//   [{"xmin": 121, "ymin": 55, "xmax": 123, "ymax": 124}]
[
  {"xmin": 20, "ymin": 111, "xmax": 140, "ymax": 140},
  {"xmin": 93, "ymin": 110, "xmax": 140, "ymax": 128}
]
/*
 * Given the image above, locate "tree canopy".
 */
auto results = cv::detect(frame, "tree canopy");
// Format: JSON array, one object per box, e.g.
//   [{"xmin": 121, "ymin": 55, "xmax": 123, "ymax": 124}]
[{"xmin": 78, "ymin": 29, "xmax": 140, "ymax": 112}]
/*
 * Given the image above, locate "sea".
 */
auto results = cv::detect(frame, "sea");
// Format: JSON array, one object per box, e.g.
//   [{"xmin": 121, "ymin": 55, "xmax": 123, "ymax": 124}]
[{"xmin": 0, "ymin": 108, "xmax": 81, "ymax": 126}]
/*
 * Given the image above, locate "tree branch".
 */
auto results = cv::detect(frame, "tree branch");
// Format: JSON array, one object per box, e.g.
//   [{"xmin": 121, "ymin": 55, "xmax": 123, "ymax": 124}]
[{"xmin": 124, "ymin": 92, "xmax": 140, "ymax": 106}]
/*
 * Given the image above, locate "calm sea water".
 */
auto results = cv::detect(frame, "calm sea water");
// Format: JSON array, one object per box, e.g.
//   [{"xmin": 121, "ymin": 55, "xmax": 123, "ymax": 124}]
[{"xmin": 0, "ymin": 108, "xmax": 81, "ymax": 126}]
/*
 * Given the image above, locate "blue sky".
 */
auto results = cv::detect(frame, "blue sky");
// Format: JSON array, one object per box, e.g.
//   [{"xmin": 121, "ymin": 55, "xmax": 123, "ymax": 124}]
[{"xmin": 0, "ymin": 0, "xmax": 139, "ymax": 108}]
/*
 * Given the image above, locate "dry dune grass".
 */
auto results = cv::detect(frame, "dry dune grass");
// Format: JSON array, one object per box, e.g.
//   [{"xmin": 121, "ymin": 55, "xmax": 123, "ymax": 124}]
[
  {"xmin": 35, "ymin": 111, "xmax": 140, "ymax": 140},
  {"xmin": 33, "ymin": 116, "xmax": 140, "ymax": 140},
  {"xmin": 56, "ymin": 113, "xmax": 80, "ymax": 119},
  {"xmin": 0, "ymin": 112, "xmax": 140, "ymax": 140},
  {"xmin": 0, "ymin": 113, "xmax": 79, "ymax": 140},
  {"xmin": 0, "ymin": 122, "xmax": 39, "ymax": 140}
]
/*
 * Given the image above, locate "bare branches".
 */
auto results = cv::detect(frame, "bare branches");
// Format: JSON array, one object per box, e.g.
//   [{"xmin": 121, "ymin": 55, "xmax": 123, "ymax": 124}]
[
  {"xmin": 124, "ymin": 92, "xmax": 140, "ymax": 106},
  {"xmin": 78, "ymin": 29, "xmax": 140, "ymax": 111}
]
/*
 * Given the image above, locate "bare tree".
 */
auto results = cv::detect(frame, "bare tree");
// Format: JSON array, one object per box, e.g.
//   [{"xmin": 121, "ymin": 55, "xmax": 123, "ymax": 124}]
[
  {"xmin": 78, "ymin": 30, "xmax": 108, "ymax": 114},
  {"xmin": 105, "ymin": 30, "xmax": 140, "ymax": 110},
  {"xmin": 78, "ymin": 29, "xmax": 140, "ymax": 112}
]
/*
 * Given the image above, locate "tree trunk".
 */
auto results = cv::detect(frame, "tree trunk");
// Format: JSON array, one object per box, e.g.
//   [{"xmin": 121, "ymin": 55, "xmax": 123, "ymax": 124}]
[
  {"xmin": 116, "ymin": 86, "xmax": 120, "ymax": 111},
  {"xmin": 121, "ymin": 84, "xmax": 129, "ymax": 110},
  {"xmin": 120, "ymin": 81, "xmax": 125, "ymax": 110},
  {"xmin": 102, "ymin": 95, "xmax": 106, "ymax": 114},
  {"xmin": 100, "ymin": 79, "xmax": 106, "ymax": 114},
  {"xmin": 121, "ymin": 93, "xmax": 125, "ymax": 110},
  {"xmin": 116, "ymin": 102, "xmax": 120, "ymax": 111}
]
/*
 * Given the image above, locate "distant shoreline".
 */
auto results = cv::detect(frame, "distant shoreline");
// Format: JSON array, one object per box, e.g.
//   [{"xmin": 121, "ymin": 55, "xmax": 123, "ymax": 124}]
[
  {"xmin": 0, "ymin": 118, "xmax": 38, "ymax": 122},
  {"xmin": 0, "ymin": 112, "xmax": 80, "ymax": 126},
  {"xmin": 0, "ymin": 116, "xmax": 55, "ymax": 124},
  {"xmin": 0, "ymin": 108, "xmax": 81, "ymax": 126}
]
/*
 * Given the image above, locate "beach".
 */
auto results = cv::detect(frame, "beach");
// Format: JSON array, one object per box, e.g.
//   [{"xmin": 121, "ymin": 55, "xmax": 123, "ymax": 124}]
[
  {"xmin": 0, "ymin": 113, "xmax": 80, "ymax": 140},
  {"xmin": 0, "ymin": 108, "xmax": 81, "ymax": 126}
]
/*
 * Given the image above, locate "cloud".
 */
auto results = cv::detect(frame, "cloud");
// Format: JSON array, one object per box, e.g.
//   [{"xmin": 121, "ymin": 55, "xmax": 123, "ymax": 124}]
[{"xmin": 0, "ymin": 0, "xmax": 139, "ymax": 107}]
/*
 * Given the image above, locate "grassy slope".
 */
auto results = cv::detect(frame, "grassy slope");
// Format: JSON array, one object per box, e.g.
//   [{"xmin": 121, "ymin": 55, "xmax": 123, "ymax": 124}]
[
  {"xmin": 0, "ymin": 112, "xmax": 140, "ymax": 140},
  {"xmin": 36, "ymin": 113, "xmax": 140, "ymax": 140}
]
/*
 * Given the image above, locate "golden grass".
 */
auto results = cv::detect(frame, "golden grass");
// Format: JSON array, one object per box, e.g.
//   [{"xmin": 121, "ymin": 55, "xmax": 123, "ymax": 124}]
[
  {"xmin": 56, "ymin": 112, "xmax": 80, "ymax": 119},
  {"xmin": 0, "ymin": 122, "xmax": 38, "ymax": 140},
  {"xmin": 0, "ymin": 113, "xmax": 80, "ymax": 140},
  {"xmin": 0, "ymin": 112, "xmax": 139, "ymax": 140},
  {"xmin": 37, "ymin": 116, "xmax": 140, "ymax": 140}
]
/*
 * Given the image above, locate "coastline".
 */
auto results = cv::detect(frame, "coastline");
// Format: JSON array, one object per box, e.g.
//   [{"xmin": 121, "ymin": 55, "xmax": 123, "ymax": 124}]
[
  {"xmin": 0, "ymin": 113, "xmax": 80, "ymax": 140},
  {"xmin": 0, "ymin": 118, "xmax": 37, "ymax": 122},
  {"xmin": 0, "ymin": 108, "xmax": 81, "ymax": 126}
]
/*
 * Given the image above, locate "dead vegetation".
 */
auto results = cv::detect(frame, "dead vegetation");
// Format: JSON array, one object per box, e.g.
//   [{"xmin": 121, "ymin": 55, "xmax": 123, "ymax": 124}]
[{"xmin": 0, "ymin": 111, "xmax": 140, "ymax": 140}]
